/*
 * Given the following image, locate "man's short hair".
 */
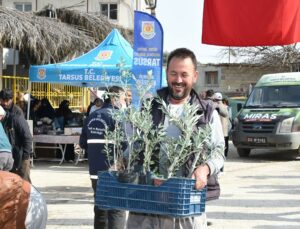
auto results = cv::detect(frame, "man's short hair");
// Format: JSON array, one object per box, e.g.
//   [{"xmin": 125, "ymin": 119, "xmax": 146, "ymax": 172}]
[
  {"xmin": 104, "ymin": 86, "xmax": 125, "ymax": 104},
  {"xmin": 167, "ymin": 48, "xmax": 197, "ymax": 71},
  {"xmin": 0, "ymin": 89, "xmax": 13, "ymax": 100},
  {"xmin": 206, "ymin": 89, "xmax": 215, "ymax": 98},
  {"xmin": 94, "ymin": 98, "xmax": 103, "ymax": 104}
]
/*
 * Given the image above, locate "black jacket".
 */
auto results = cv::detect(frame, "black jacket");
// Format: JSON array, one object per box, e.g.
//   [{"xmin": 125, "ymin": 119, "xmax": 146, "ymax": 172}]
[
  {"xmin": 151, "ymin": 87, "xmax": 213, "ymax": 128},
  {"xmin": 80, "ymin": 103, "xmax": 119, "ymax": 176},
  {"xmin": 150, "ymin": 88, "xmax": 213, "ymax": 172},
  {"xmin": 2, "ymin": 104, "xmax": 32, "ymax": 170}
]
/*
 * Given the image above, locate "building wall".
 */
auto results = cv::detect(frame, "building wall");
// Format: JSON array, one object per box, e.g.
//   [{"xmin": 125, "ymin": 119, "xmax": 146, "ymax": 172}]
[
  {"xmin": 196, "ymin": 64, "xmax": 290, "ymax": 97},
  {"xmin": 1, "ymin": 0, "xmax": 149, "ymax": 29}
]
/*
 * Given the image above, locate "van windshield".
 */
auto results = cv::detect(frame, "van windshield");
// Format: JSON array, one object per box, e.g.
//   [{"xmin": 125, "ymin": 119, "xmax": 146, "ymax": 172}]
[{"xmin": 245, "ymin": 85, "xmax": 300, "ymax": 108}]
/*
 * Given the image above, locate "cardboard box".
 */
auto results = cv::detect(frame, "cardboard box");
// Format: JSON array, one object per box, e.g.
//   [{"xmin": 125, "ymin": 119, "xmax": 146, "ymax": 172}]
[{"xmin": 64, "ymin": 127, "xmax": 82, "ymax": 135}]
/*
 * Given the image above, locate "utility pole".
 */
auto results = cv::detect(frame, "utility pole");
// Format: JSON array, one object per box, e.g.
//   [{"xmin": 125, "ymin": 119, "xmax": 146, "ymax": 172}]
[
  {"xmin": 228, "ymin": 47, "xmax": 231, "ymax": 64},
  {"xmin": 145, "ymin": 0, "xmax": 157, "ymax": 16}
]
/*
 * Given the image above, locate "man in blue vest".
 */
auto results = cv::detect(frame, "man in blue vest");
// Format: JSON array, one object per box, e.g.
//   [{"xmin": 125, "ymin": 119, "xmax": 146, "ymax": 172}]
[{"xmin": 80, "ymin": 86, "xmax": 127, "ymax": 229}]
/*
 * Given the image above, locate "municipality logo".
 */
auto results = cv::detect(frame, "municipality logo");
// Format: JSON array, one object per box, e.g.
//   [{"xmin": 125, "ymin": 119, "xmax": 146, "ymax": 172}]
[
  {"xmin": 95, "ymin": 50, "xmax": 113, "ymax": 61},
  {"xmin": 141, "ymin": 21, "xmax": 155, "ymax": 39},
  {"xmin": 37, "ymin": 68, "xmax": 46, "ymax": 80}
]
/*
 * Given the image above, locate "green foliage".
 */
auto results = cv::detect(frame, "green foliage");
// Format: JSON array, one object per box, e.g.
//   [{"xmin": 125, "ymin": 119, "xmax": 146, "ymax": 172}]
[
  {"xmin": 102, "ymin": 62, "xmax": 161, "ymax": 173},
  {"xmin": 159, "ymin": 99, "xmax": 214, "ymax": 178},
  {"xmin": 102, "ymin": 59, "xmax": 218, "ymax": 179}
]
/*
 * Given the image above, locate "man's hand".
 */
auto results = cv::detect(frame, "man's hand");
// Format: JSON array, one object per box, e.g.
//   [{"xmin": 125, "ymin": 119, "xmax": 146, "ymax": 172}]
[{"xmin": 192, "ymin": 164, "xmax": 210, "ymax": 190}]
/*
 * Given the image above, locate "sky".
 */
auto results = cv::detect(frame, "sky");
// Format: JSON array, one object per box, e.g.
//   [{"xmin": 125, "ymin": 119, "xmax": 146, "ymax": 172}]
[{"xmin": 155, "ymin": 0, "xmax": 228, "ymax": 64}]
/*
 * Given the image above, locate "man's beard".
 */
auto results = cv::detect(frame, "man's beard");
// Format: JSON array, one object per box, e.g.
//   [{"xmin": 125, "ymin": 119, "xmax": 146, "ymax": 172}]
[
  {"xmin": 168, "ymin": 83, "xmax": 190, "ymax": 100},
  {"xmin": 3, "ymin": 105, "xmax": 11, "ymax": 111},
  {"xmin": 2, "ymin": 105, "xmax": 9, "ymax": 111}
]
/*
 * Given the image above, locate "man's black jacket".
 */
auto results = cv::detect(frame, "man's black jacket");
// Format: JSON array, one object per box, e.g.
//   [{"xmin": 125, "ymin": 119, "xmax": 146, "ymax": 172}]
[{"xmin": 2, "ymin": 104, "xmax": 32, "ymax": 170}]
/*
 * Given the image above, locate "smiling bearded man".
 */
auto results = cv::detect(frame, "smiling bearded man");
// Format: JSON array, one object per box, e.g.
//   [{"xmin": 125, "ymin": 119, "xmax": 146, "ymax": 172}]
[{"xmin": 126, "ymin": 48, "xmax": 225, "ymax": 229}]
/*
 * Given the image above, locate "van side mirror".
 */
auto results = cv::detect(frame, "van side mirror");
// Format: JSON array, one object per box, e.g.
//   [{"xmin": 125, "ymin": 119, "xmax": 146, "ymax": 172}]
[{"xmin": 237, "ymin": 103, "xmax": 243, "ymax": 111}]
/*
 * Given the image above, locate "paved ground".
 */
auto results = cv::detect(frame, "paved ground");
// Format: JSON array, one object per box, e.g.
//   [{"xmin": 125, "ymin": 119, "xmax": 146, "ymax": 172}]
[
  {"xmin": 31, "ymin": 161, "xmax": 93, "ymax": 229},
  {"xmin": 206, "ymin": 143, "xmax": 300, "ymax": 229},
  {"xmin": 31, "ymin": 142, "xmax": 300, "ymax": 228}
]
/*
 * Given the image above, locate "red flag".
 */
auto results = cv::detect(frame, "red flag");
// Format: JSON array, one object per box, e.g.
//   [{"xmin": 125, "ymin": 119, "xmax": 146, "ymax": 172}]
[{"xmin": 202, "ymin": 0, "xmax": 300, "ymax": 46}]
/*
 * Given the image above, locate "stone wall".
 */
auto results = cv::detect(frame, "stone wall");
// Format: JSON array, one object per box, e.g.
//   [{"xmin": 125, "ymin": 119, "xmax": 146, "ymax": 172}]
[{"xmin": 196, "ymin": 63, "xmax": 290, "ymax": 97}]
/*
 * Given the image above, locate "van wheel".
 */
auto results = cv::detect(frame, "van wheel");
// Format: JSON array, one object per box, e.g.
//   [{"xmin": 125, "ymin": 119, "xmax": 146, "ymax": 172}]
[{"xmin": 237, "ymin": 148, "xmax": 251, "ymax": 157}]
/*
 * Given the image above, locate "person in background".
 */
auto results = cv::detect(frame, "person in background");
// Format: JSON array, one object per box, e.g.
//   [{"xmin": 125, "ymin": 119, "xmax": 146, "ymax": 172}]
[
  {"xmin": 0, "ymin": 171, "xmax": 47, "ymax": 229},
  {"xmin": 222, "ymin": 97, "xmax": 233, "ymax": 158},
  {"xmin": 213, "ymin": 92, "xmax": 229, "ymax": 173},
  {"xmin": 205, "ymin": 89, "xmax": 215, "ymax": 101},
  {"xmin": 0, "ymin": 89, "xmax": 23, "ymax": 116},
  {"xmin": 0, "ymin": 105, "xmax": 14, "ymax": 171},
  {"xmin": 127, "ymin": 48, "xmax": 225, "ymax": 229},
  {"xmin": 29, "ymin": 99, "xmax": 41, "ymax": 125},
  {"xmin": 36, "ymin": 98, "xmax": 55, "ymax": 120},
  {"xmin": 205, "ymin": 90, "xmax": 229, "ymax": 118},
  {"xmin": 125, "ymin": 88, "xmax": 132, "ymax": 106},
  {"xmin": 198, "ymin": 90, "xmax": 207, "ymax": 99},
  {"xmin": 54, "ymin": 100, "xmax": 75, "ymax": 161},
  {"xmin": 80, "ymin": 86, "xmax": 127, "ymax": 229},
  {"xmin": 213, "ymin": 92, "xmax": 228, "ymax": 118},
  {"xmin": 0, "ymin": 89, "xmax": 33, "ymax": 183},
  {"xmin": 16, "ymin": 91, "xmax": 27, "ymax": 118},
  {"xmin": 86, "ymin": 101, "xmax": 94, "ymax": 117},
  {"xmin": 89, "ymin": 98, "xmax": 103, "ymax": 115},
  {"xmin": 54, "ymin": 100, "xmax": 74, "ymax": 131}
]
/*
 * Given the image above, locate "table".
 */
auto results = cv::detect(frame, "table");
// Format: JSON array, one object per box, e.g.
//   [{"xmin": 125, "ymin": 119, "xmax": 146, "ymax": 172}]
[{"xmin": 33, "ymin": 134, "xmax": 84, "ymax": 165}]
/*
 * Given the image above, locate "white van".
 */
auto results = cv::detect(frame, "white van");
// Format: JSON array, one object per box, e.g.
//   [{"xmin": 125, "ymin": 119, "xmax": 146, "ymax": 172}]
[{"xmin": 232, "ymin": 72, "xmax": 300, "ymax": 157}]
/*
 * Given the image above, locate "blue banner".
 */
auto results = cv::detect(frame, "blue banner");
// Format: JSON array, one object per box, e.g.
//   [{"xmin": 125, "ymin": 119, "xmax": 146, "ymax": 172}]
[{"xmin": 131, "ymin": 11, "xmax": 164, "ymax": 104}]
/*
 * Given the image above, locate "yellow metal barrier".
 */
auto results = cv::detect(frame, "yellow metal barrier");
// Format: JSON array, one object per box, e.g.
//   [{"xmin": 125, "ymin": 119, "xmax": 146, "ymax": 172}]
[{"xmin": 1, "ymin": 76, "xmax": 90, "ymax": 110}]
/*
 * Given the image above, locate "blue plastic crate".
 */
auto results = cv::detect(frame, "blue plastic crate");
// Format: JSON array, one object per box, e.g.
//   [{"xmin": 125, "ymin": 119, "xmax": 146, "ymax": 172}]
[{"xmin": 95, "ymin": 171, "xmax": 206, "ymax": 217}]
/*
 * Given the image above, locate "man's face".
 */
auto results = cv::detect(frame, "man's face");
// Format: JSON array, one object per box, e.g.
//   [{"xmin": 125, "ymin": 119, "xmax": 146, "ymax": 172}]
[
  {"xmin": 119, "ymin": 92, "xmax": 127, "ymax": 109},
  {"xmin": 125, "ymin": 90, "xmax": 132, "ymax": 105},
  {"xmin": 95, "ymin": 100, "xmax": 102, "ymax": 107},
  {"xmin": 113, "ymin": 92, "xmax": 127, "ymax": 109},
  {"xmin": 167, "ymin": 57, "xmax": 198, "ymax": 103},
  {"xmin": 0, "ymin": 98, "xmax": 13, "ymax": 110}
]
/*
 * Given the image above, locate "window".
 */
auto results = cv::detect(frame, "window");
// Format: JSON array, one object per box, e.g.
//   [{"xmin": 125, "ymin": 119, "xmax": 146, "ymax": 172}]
[
  {"xmin": 14, "ymin": 2, "xmax": 32, "ymax": 12},
  {"xmin": 246, "ymin": 86, "xmax": 300, "ymax": 107},
  {"xmin": 205, "ymin": 71, "xmax": 219, "ymax": 86},
  {"xmin": 100, "ymin": 3, "xmax": 118, "ymax": 20},
  {"xmin": 291, "ymin": 63, "xmax": 300, "ymax": 72}
]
